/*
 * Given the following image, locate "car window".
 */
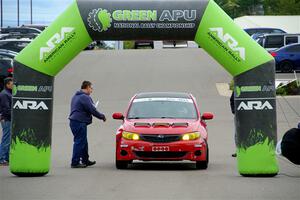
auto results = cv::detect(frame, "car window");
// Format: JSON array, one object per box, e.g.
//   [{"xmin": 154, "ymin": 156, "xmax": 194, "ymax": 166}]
[
  {"xmin": 27, "ymin": 28, "xmax": 40, "ymax": 34},
  {"xmin": 127, "ymin": 98, "xmax": 198, "ymax": 119},
  {"xmin": 265, "ymin": 36, "xmax": 284, "ymax": 48},
  {"xmin": 273, "ymin": 29, "xmax": 285, "ymax": 33},
  {"xmin": 245, "ymin": 30, "xmax": 256, "ymax": 35},
  {"xmin": 259, "ymin": 29, "xmax": 272, "ymax": 34},
  {"xmin": 257, "ymin": 37, "xmax": 264, "ymax": 46},
  {"xmin": 285, "ymin": 37, "xmax": 299, "ymax": 45},
  {"xmin": 285, "ymin": 45, "xmax": 300, "ymax": 52}
]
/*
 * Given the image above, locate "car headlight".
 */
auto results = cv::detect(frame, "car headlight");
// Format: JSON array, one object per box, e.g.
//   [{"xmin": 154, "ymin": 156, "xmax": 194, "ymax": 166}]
[
  {"xmin": 122, "ymin": 131, "xmax": 140, "ymax": 140},
  {"xmin": 182, "ymin": 132, "xmax": 200, "ymax": 141}
]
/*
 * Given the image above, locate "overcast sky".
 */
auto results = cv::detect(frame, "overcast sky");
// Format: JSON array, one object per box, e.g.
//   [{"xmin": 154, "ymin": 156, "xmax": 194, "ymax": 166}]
[{"xmin": 1, "ymin": 0, "xmax": 73, "ymax": 26}]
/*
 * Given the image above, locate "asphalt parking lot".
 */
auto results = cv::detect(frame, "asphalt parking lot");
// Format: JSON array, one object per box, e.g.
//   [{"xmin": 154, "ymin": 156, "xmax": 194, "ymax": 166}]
[{"xmin": 0, "ymin": 49, "xmax": 299, "ymax": 200}]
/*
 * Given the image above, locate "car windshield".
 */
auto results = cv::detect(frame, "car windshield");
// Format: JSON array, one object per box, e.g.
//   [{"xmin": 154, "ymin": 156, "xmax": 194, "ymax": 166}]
[{"xmin": 127, "ymin": 97, "xmax": 198, "ymax": 119}]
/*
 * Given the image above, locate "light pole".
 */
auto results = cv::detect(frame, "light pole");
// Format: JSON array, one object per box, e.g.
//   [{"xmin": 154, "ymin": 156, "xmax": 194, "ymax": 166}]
[
  {"xmin": 30, "ymin": 0, "xmax": 32, "ymax": 24},
  {"xmin": 17, "ymin": 0, "xmax": 19, "ymax": 26},
  {"xmin": 1, "ymin": 0, "xmax": 3, "ymax": 27}
]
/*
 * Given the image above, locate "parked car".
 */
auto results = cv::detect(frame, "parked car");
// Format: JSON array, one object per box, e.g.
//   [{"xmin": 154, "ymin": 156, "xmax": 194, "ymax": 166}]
[
  {"xmin": 270, "ymin": 43, "xmax": 300, "ymax": 72},
  {"xmin": 244, "ymin": 28, "xmax": 286, "ymax": 36},
  {"xmin": 0, "ymin": 26, "xmax": 42, "ymax": 34},
  {"xmin": 0, "ymin": 49, "xmax": 17, "ymax": 90},
  {"xmin": 0, "ymin": 32, "xmax": 38, "ymax": 40},
  {"xmin": 256, "ymin": 33, "xmax": 300, "ymax": 51},
  {"xmin": 20, "ymin": 24, "xmax": 47, "ymax": 32},
  {"xmin": 0, "ymin": 49, "xmax": 18, "ymax": 58},
  {"xmin": 112, "ymin": 92, "xmax": 214, "ymax": 169},
  {"xmin": 134, "ymin": 41, "xmax": 154, "ymax": 49},
  {"xmin": 0, "ymin": 39, "xmax": 32, "ymax": 53}
]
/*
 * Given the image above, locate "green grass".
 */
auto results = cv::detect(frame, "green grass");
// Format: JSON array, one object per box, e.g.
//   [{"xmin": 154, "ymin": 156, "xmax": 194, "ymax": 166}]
[{"xmin": 10, "ymin": 137, "xmax": 51, "ymax": 173}]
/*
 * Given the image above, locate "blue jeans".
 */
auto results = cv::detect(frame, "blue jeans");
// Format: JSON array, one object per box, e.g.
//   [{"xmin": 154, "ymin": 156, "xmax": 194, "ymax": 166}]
[
  {"xmin": 0, "ymin": 121, "xmax": 11, "ymax": 162},
  {"xmin": 69, "ymin": 120, "xmax": 89, "ymax": 166}
]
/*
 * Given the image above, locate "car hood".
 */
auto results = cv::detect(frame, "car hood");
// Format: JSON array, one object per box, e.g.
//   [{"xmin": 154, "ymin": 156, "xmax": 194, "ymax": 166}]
[{"xmin": 122, "ymin": 118, "xmax": 204, "ymax": 134}]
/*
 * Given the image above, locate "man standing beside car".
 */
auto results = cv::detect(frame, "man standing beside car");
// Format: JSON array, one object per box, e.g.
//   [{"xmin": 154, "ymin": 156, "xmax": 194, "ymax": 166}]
[
  {"xmin": 69, "ymin": 81, "xmax": 106, "ymax": 168},
  {"xmin": 0, "ymin": 78, "xmax": 13, "ymax": 166}
]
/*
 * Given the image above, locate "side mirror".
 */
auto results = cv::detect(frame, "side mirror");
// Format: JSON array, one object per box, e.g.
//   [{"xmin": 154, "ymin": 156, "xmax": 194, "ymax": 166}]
[
  {"xmin": 112, "ymin": 112, "xmax": 124, "ymax": 120},
  {"xmin": 201, "ymin": 112, "xmax": 214, "ymax": 120}
]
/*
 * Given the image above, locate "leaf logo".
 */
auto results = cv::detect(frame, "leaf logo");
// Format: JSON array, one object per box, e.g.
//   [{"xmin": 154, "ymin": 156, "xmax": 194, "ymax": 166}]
[{"xmin": 88, "ymin": 8, "xmax": 112, "ymax": 32}]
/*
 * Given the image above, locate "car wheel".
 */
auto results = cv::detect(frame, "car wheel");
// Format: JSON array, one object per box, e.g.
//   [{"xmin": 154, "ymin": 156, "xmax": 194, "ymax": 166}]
[
  {"xmin": 196, "ymin": 143, "xmax": 208, "ymax": 170},
  {"xmin": 280, "ymin": 61, "xmax": 294, "ymax": 73},
  {"xmin": 116, "ymin": 160, "xmax": 129, "ymax": 169}
]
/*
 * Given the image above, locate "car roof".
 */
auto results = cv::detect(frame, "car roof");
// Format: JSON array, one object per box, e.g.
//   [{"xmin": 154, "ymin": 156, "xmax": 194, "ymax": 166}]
[
  {"xmin": 0, "ymin": 49, "xmax": 18, "ymax": 54},
  {"xmin": 135, "ymin": 92, "xmax": 192, "ymax": 99},
  {"xmin": 259, "ymin": 33, "xmax": 300, "ymax": 37},
  {"xmin": 276, "ymin": 43, "xmax": 300, "ymax": 51},
  {"xmin": 244, "ymin": 28, "xmax": 283, "ymax": 30},
  {"xmin": 0, "ymin": 38, "xmax": 32, "ymax": 42}
]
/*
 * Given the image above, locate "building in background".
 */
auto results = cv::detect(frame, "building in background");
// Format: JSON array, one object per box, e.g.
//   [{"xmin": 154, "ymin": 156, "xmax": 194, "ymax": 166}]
[
  {"xmin": 154, "ymin": 41, "xmax": 198, "ymax": 49},
  {"xmin": 234, "ymin": 16, "xmax": 300, "ymax": 34}
]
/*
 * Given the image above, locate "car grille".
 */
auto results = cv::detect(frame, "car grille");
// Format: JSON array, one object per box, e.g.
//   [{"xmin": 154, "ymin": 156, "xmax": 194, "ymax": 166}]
[
  {"xmin": 140, "ymin": 134, "xmax": 181, "ymax": 143},
  {"xmin": 134, "ymin": 151, "xmax": 187, "ymax": 158}
]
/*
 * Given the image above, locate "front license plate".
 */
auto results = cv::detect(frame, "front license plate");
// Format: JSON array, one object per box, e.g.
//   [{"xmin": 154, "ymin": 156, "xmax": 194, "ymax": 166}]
[{"xmin": 152, "ymin": 146, "xmax": 170, "ymax": 152}]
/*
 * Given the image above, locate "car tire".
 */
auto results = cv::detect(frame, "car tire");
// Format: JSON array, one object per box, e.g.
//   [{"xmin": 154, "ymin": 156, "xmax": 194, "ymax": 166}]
[
  {"xmin": 196, "ymin": 143, "xmax": 208, "ymax": 170},
  {"xmin": 115, "ymin": 160, "xmax": 129, "ymax": 169},
  {"xmin": 280, "ymin": 61, "xmax": 294, "ymax": 73}
]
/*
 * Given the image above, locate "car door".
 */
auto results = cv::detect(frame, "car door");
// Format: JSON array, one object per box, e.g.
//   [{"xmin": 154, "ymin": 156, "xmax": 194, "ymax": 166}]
[{"xmin": 285, "ymin": 44, "xmax": 300, "ymax": 70}]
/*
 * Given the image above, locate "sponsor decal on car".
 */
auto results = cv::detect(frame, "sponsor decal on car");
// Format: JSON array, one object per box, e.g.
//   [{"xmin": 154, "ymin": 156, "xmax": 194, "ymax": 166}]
[{"xmin": 133, "ymin": 97, "xmax": 193, "ymax": 103}]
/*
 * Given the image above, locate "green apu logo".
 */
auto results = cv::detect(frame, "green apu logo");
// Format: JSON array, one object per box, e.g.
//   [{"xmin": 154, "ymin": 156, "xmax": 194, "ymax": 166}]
[
  {"xmin": 13, "ymin": 85, "xmax": 53, "ymax": 95},
  {"xmin": 235, "ymin": 85, "xmax": 275, "ymax": 97},
  {"xmin": 88, "ymin": 8, "xmax": 112, "ymax": 32},
  {"xmin": 87, "ymin": 8, "xmax": 196, "ymax": 32}
]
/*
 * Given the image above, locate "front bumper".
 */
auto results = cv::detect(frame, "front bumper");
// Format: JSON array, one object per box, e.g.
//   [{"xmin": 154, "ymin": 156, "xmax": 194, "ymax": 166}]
[{"xmin": 116, "ymin": 139, "xmax": 207, "ymax": 161}]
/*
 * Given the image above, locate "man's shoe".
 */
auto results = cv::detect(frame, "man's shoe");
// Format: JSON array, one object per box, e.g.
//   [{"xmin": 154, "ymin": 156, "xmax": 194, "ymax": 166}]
[
  {"xmin": 71, "ymin": 163, "xmax": 87, "ymax": 168},
  {"xmin": 0, "ymin": 160, "xmax": 9, "ymax": 166},
  {"xmin": 86, "ymin": 160, "xmax": 96, "ymax": 166},
  {"xmin": 231, "ymin": 153, "xmax": 237, "ymax": 157}
]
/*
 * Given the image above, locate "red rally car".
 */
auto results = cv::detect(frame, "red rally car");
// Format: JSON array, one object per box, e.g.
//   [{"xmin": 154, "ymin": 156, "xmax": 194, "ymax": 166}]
[{"xmin": 112, "ymin": 92, "xmax": 213, "ymax": 169}]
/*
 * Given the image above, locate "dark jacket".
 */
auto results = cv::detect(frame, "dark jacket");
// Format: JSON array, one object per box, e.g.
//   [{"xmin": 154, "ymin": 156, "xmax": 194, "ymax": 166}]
[
  {"xmin": 230, "ymin": 91, "xmax": 235, "ymax": 114},
  {"xmin": 69, "ymin": 91, "xmax": 105, "ymax": 124},
  {"xmin": 0, "ymin": 88, "xmax": 12, "ymax": 121},
  {"xmin": 281, "ymin": 128, "xmax": 300, "ymax": 165}
]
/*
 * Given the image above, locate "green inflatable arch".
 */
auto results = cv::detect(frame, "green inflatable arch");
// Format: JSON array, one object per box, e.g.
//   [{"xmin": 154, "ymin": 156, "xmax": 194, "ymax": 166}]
[{"xmin": 10, "ymin": 0, "xmax": 279, "ymax": 176}]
